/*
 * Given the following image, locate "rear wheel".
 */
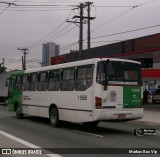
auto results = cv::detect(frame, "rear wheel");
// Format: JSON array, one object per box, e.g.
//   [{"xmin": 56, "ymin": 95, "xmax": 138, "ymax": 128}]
[
  {"xmin": 15, "ymin": 104, "xmax": 23, "ymax": 119},
  {"xmin": 49, "ymin": 107, "xmax": 59, "ymax": 127}
]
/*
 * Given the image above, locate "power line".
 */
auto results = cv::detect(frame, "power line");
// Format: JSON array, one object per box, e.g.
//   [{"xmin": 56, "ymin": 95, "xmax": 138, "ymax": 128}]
[
  {"xmin": 0, "ymin": 1, "xmax": 76, "ymax": 8},
  {"xmin": 2, "ymin": 0, "xmax": 160, "ymax": 70},
  {"xmin": 60, "ymin": 41, "xmax": 78, "ymax": 53},
  {"xmin": 0, "ymin": 2, "xmax": 11, "ymax": 16},
  {"xmin": 27, "ymin": 41, "xmax": 78, "ymax": 65},
  {"xmin": 14, "ymin": 1, "xmax": 79, "ymax": 4},
  {"xmin": 28, "ymin": 24, "xmax": 76, "ymax": 49},
  {"xmin": 91, "ymin": 24, "xmax": 160, "ymax": 40},
  {"xmin": 27, "ymin": 23, "xmax": 72, "ymax": 48},
  {"xmin": 92, "ymin": 0, "xmax": 159, "ymax": 33},
  {"xmin": 0, "ymin": 1, "xmax": 77, "ymax": 13},
  {"xmin": 0, "ymin": 1, "xmax": 16, "ymax": 6},
  {"xmin": 0, "ymin": 1, "xmax": 75, "ymax": 11},
  {"xmin": 0, "ymin": 58, "xmax": 21, "ymax": 62},
  {"xmin": 137, "ymin": 0, "xmax": 158, "ymax": 7},
  {"xmin": 25, "ymin": 10, "xmax": 73, "ymax": 48},
  {"xmin": 95, "ymin": 5, "xmax": 138, "ymax": 8},
  {"xmin": 0, "ymin": 8, "xmax": 72, "ymax": 12},
  {"xmin": 92, "ymin": 7, "xmax": 136, "ymax": 33},
  {"xmin": 0, "ymin": 0, "xmax": 16, "ymax": 16},
  {"xmin": 7, "ymin": 2, "xmax": 77, "ymax": 7}
]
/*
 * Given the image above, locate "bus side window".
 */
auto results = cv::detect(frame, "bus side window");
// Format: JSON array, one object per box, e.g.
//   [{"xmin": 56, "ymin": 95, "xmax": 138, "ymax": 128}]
[
  {"xmin": 76, "ymin": 66, "xmax": 93, "ymax": 91},
  {"xmin": 97, "ymin": 62, "xmax": 105, "ymax": 84},
  {"xmin": 29, "ymin": 73, "xmax": 38, "ymax": 91},
  {"xmin": 8, "ymin": 79, "xmax": 14, "ymax": 95},
  {"xmin": 37, "ymin": 72, "xmax": 48, "ymax": 91},
  {"xmin": 48, "ymin": 70, "xmax": 60, "ymax": 91},
  {"xmin": 61, "ymin": 68, "xmax": 75, "ymax": 91},
  {"xmin": 15, "ymin": 75, "xmax": 22, "ymax": 90},
  {"xmin": 22, "ymin": 74, "xmax": 29, "ymax": 91}
]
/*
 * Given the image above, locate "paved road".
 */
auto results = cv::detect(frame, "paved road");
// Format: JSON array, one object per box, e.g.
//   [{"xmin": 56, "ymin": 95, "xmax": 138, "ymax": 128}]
[{"xmin": 0, "ymin": 104, "xmax": 160, "ymax": 157}]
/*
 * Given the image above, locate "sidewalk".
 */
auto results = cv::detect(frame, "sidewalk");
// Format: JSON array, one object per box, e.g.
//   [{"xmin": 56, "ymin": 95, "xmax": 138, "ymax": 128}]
[{"xmin": 134, "ymin": 104, "xmax": 160, "ymax": 124}]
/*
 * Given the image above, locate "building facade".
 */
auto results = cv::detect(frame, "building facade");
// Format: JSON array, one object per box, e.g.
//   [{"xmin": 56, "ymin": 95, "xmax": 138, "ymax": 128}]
[
  {"xmin": 50, "ymin": 33, "xmax": 160, "ymax": 96},
  {"xmin": 51, "ymin": 33, "xmax": 160, "ymax": 68},
  {"xmin": 42, "ymin": 42, "xmax": 60, "ymax": 66}
]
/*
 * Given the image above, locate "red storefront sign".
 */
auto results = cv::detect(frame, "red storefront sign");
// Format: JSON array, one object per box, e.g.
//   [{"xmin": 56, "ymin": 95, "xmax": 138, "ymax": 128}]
[
  {"xmin": 142, "ymin": 69, "xmax": 160, "ymax": 78},
  {"xmin": 51, "ymin": 55, "xmax": 66, "ymax": 65}
]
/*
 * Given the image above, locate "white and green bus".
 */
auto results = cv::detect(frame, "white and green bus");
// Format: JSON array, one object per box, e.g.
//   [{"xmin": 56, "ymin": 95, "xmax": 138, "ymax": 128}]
[{"xmin": 7, "ymin": 58, "xmax": 143, "ymax": 127}]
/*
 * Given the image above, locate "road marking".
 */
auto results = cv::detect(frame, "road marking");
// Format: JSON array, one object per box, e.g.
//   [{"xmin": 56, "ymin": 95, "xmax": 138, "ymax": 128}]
[
  {"xmin": 74, "ymin": 130, "xmax": 103, "ymax": 138},
  {"xmin": 0, "ymin": 130, "xmax": 62, "ymax": 157}
]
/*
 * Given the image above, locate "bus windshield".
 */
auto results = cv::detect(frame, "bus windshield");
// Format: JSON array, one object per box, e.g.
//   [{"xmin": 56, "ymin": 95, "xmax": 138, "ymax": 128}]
[{"xmin": 97, "ymin": 60, "xmax": 142, "ymax": 85}]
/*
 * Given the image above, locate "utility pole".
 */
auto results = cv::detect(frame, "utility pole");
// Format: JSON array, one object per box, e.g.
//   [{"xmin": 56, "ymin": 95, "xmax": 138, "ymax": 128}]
[
  {"xmin": 67, "ymin": 3, "xmax": 86, "ymax": 59},
  {"xmin": 86, "ymin": 2, "xmax": 95, "ymax": 50},
  {"xmin": 67, "ymin": 2, "xmax": 95, "ymax": 59},
  {"xmin": 79, "ymin": 3, "xmax": 84, "ymax": 53},
  {"xmin": 18, "ymin": 48, "xmax": 28, "ymax": 70},
  {"xmin": 70, "ymin": 3, "xmax": 86, "ymax": 54},
  {"xmin": 2, "ymin": 58, "xmax": 5, "ymax": 67},
  {"xmin": 0, "ymin": 58, "xmax": 6, "ymax": 73}
]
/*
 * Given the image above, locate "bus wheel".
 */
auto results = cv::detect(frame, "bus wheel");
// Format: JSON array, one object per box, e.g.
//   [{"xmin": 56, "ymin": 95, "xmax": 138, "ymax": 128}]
[
  {"xmin": 49, "ymin": 107, "xmax": 59, "ymax": 127},
  {"xmin": 15, "ymin": 105, "xmax": 23, "ymax": 119},
  {"xmin": 83, "ymin": 121, "xmax": 99, "ymax": 127}
]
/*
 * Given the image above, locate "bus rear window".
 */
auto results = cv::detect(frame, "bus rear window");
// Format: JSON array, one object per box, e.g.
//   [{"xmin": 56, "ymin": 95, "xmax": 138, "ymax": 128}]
[{"xmin": 97, "ymin": 61, "xmax": 142, "ymax": 85}]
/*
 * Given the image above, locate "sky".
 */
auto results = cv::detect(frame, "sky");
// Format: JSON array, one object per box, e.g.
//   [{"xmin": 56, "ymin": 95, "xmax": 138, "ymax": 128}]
[{"xmin": 0, "ymin": 0, "xmax": 160, "ymax": 70}]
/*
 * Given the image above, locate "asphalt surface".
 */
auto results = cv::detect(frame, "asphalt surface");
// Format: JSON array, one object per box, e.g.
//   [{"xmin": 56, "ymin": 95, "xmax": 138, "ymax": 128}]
[{"xmin": 0, "ymin": 104, "xmax": 160, "ymax": 157}]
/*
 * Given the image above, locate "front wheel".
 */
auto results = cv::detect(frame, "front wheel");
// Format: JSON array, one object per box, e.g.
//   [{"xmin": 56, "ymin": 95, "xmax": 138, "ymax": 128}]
[
  {"xmin": 49, "ymin": 107, "xmax": 59, "ymax": 127},
  {"xmin": 15, "ymin": 105, "xmax": 23, "ymax": 119}
]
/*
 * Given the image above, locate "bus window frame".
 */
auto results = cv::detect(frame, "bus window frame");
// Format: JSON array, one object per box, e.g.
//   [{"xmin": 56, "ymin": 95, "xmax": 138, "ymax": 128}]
[
  {"xmin": 15, "ymin": 75, "xmax": 22, "ymax": 90},
  {"xmin": 22, "ymin": 74, "xmax": 30, "ymax": 91},
  {"xmin": 37, "ymin": 71, "xmax": 48, "ymax": 91},
  {"xmin": 29, "ymin": 73, "xmax": 38, "ymax": 91},
  {"xmin": 75, "ymin": 65, "xmax": 94, "ymax": 91},
  {"xmin": 8, "ymin": 78, "xmax": 15, "ymax": 97},
  {"xmin": 60, "ymin": 68, "xmax": 75, "ymax": 91},
  {"xmin": 48, "ymin": 70, "xmax": 60, "ymax": 91}
]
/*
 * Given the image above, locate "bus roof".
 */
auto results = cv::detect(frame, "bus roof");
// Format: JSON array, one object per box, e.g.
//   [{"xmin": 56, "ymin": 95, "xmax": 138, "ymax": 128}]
[
  {"xmin": 9, "ymin": 70, "xmax": 24, "ymax": 77},
  {"xmin": 25, "ymin": 58, "xmax": 141, "ymax": 74}
]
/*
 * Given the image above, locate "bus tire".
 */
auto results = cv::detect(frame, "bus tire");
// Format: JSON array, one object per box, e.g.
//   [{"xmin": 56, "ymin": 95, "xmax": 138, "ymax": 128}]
[
  {"xmin": 15, "ymin": 104, "xmax": 23, "ymax": 119},
  {"xmin": 49, "ymin": 107, "xmax": 59, "ymax": 127}
]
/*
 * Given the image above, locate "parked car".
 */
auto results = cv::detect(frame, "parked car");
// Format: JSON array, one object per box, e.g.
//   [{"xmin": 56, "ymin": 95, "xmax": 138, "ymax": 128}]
[{"xmin": 152, "ymin": 89, "xmax": 160, "ymax": 104}]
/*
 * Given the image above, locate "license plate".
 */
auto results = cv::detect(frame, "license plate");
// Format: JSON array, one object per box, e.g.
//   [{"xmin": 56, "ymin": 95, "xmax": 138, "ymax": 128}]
[{"xmin": 118, "ymin": 114, "xmax": 126, "ymax": 119}]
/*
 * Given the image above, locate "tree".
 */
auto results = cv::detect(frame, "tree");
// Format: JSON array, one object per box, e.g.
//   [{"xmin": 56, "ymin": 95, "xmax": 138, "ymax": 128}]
[{"xmin": 0, "ymin": 63, "xmax": 6, "ymax": 74}]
